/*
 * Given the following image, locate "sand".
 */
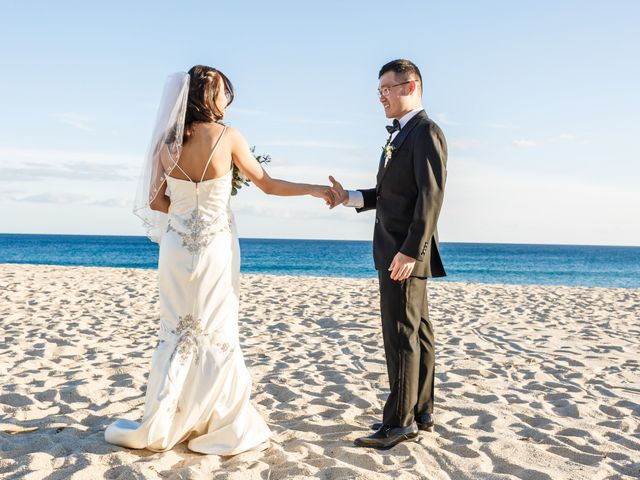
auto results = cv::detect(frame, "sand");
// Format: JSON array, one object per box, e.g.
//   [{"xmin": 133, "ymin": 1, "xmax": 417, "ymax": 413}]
[{"xmin": 0, "ymin": 263, "xmax": 638, "ymax": 479}]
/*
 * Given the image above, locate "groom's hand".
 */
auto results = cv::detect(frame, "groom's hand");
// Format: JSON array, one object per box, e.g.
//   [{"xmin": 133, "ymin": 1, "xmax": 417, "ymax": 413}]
[
  {"xmin": 388, "ymin": 252, "xmax": 416, "ymax": 281},
  {"xmin": 328, "ymin": 175, "xmax": 348, "ymax": 209}
]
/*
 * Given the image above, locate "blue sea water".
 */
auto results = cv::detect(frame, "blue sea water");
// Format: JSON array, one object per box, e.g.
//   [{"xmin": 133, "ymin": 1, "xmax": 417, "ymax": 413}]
[{"xmin": 0, "ymin": 233, "xmax": 639, "ymax": 288}]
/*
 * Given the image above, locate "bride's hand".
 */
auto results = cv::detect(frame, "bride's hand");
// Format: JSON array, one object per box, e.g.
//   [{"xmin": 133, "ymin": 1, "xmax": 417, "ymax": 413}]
[{"xmin": 309, "ymin": 185, "xmax": 335, "ymax": 205}]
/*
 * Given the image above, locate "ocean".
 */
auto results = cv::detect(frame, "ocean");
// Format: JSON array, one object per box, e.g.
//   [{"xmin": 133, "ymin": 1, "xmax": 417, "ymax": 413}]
[{"xmin": 0, "ymin": 233, "xmax": 639, "ymax": 288}]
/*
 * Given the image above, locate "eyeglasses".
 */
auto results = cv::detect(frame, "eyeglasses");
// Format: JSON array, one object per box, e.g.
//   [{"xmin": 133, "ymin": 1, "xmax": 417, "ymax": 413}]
[
  {"xmin": 377, "ymin": 80, "xmax": 416, "ymax": 97},
  {"xmin": 223, "ymin": 76, "xmax": 234, "ymax": 105}
]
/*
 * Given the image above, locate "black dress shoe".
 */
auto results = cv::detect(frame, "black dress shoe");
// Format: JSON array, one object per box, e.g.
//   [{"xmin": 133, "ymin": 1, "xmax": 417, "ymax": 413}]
[
  {"xmin": 354, "ymin": 422, "xmax": 418, "ymax": 449},
  {"xmin": 371, "ymin": 413, "xmax": 434, "ymax": 432},
  {"xmin": 415, "ymin": 413, "xmax": 434, "ymax": 431}
]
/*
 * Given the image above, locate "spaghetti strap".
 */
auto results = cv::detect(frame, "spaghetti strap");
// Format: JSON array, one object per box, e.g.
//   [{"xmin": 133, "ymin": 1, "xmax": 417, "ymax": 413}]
[
  {"xmin": 200, "ymin": 126, "xmax": 228, "ymax": 182},
  {"xmin": 166, "ymin": 147, "xmax": 195, "ymax": 183},
  {"xmin": 173, "ymin": 163, "xmax": 194, "ymax": 183}
]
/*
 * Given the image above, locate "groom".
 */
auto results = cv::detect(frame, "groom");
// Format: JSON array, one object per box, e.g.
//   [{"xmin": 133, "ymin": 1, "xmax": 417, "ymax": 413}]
[{"xmin": 328, "ymin": 59, "xmax": 447, "ymax": 449}]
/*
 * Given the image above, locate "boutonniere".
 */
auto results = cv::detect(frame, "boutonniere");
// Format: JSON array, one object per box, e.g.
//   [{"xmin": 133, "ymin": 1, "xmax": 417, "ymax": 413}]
[{"xmin": 382, "ymin": 141, "xmax": 395, "ymax": 166}]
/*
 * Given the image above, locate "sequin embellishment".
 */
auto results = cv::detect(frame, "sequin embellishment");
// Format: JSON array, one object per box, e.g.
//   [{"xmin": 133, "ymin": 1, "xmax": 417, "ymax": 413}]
[
  {"xmin": 164, "ymin": 314, "xmax": 232, "ymax": 365},
  {"xmin": 170, "ymin": 314, "xmax": 203, "ymax": 363},
  {"xmin": 167, "ymin": 211, "xmax": 232, "ymax": 255}
]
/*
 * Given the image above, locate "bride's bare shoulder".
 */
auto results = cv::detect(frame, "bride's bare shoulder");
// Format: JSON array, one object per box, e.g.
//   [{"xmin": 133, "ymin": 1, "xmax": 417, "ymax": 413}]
[
  {"xmin": 224, "ymin": 126, "xmax": 248, "ymax": 148},
  {"xmin": 224, "ymin": 125, "xmax": 240, "ymax": 137}
]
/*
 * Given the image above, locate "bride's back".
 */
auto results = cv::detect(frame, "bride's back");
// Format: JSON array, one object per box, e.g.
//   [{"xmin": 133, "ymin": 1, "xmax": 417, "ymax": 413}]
[{"xmin": 170, "ymin": 122, "xmax": 231, "ymax": 182}]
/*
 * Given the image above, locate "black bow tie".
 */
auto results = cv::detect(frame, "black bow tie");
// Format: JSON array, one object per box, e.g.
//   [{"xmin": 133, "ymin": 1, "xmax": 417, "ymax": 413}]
[{"xmin": 385, "ymin": 119, "xmax": 400, "ymax": 135}]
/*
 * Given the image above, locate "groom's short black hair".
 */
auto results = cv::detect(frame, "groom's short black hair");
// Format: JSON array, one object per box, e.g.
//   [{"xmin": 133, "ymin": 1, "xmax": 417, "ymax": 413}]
[{"xmin": 379, "ymin": 59, "xmax": 423, "ymax": 94}]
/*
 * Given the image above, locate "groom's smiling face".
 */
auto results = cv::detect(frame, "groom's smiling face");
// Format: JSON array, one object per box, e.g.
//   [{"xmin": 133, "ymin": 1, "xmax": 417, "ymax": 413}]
[
  {"xmin": 378, "ymin": 70, "xmax": 421, "ymax": 120},
  {"xmin": 378, "ymin": 71, "xmax": 406, "ymax": 120}
]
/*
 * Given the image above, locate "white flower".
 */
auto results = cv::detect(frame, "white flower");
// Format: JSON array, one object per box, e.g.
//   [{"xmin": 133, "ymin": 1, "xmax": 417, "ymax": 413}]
[{"xmin": 382, "ymin": 143, "xmax": 395, "ymax": 166}]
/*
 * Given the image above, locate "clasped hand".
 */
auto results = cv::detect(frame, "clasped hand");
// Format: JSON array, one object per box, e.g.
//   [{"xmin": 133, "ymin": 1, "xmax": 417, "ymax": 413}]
[
  {"xmin": 311, "ymin": 175, "xmax": 347, "ymax": 208},
  {"xmin": 327, "ymin": 175, "xmax": 348, "ymax": 208}
]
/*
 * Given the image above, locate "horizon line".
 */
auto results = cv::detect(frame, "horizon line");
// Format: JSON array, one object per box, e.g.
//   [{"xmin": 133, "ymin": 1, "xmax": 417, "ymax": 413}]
[{"xmin": 0, "ymin": 232, "xmax": 638, "ymax": 249}]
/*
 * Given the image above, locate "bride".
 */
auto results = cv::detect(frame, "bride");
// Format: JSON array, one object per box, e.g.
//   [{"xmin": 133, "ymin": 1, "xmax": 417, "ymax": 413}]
[{"xmin": 104, "ymin": 65, "xmax": 331, "ymax": 454}]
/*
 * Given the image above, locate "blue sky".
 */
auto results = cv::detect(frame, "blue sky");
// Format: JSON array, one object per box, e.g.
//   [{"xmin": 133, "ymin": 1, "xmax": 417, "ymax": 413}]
[{"xmin": 1, "ymin": 1, "xmax": 638, "ymax": 245}]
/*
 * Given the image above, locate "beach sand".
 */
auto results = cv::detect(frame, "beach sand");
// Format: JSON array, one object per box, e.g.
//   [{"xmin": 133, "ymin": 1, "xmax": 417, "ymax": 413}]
[{"xmin": 0, "ymin": 264, "xmax": 638, "ymax": 479}]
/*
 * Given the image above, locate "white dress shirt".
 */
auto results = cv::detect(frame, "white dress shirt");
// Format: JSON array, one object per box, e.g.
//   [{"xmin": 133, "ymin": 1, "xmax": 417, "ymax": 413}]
[{"xmin": 344, "ymin": 107, "xmax": 424, "ymax": 208}]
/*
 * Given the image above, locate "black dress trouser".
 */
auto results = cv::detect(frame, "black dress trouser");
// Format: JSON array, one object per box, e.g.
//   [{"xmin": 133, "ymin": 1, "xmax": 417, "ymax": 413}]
[{"xmin": 378, "ymin": 269, "xmax": 435, "ymax": 427}]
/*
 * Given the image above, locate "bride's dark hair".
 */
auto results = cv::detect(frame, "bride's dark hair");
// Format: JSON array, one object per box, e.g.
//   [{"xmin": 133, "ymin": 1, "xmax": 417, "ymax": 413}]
[{"xmin": 183, "ymin": 65, "xmax": 234, "ymax": 143}]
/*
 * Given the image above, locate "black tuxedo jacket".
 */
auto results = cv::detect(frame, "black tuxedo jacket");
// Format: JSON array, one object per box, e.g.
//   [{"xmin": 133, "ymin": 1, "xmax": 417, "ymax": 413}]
[{"xmin": 357, "ymin": 110, "xmax": 447, "ymax": 278}]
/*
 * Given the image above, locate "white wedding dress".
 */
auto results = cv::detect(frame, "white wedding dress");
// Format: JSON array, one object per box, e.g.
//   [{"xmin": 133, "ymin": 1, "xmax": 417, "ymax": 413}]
[{"xmin": 105, "ymin": 128, "xmax": 271, "ymax": 454}]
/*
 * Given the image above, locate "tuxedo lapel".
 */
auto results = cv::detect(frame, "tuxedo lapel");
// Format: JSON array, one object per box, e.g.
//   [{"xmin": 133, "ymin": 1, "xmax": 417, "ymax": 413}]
[{"xmin": 377, "ymin": 110, "xmax": 426, "ymax": 189}]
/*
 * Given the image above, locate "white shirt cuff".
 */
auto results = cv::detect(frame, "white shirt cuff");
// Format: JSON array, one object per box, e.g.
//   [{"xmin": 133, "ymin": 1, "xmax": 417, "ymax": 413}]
[{"xmin": 344, "ymin": 190, "xmax": 364, "ymax": 208}]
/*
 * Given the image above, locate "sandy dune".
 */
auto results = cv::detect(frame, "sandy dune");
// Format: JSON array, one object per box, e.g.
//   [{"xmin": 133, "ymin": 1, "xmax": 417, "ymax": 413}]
[{"xmin": 0, "ymin": 264, "xmax": 638, "ymax": 479}]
